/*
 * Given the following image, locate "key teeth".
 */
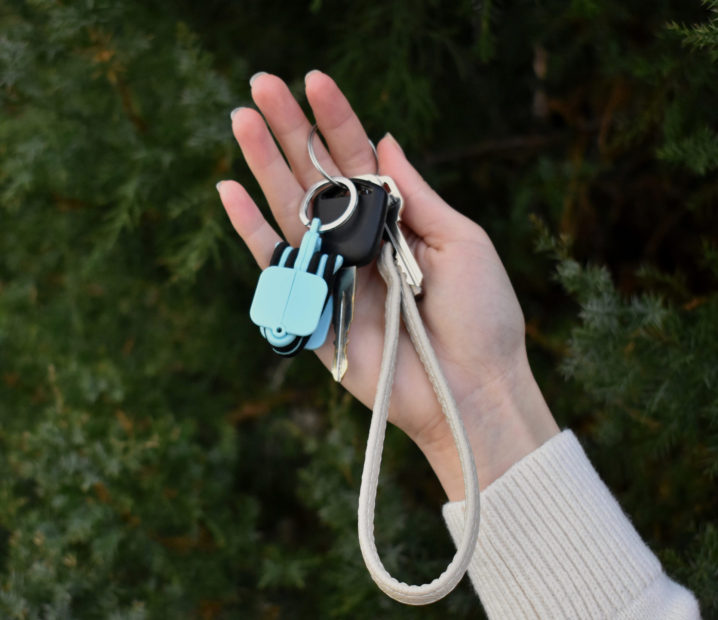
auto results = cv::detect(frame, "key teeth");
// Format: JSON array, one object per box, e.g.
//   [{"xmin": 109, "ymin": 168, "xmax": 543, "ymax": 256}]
[
  {"xmin": 330, "ymin": 265, "xmax": 355, "ymax": 382},
  {"xmin": 333, "ymin": 333, "xmax": 349, "ymax": 382},
  {"xmin": 331, "ymin": 349, "xmax": 348, "ymax": 382}
]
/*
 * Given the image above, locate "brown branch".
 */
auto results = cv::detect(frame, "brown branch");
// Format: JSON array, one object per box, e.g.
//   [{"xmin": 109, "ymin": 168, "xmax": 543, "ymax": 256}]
[
  {"xmin": 226, "ymin": 389, "xmax": 305, "ymax": 424},
  {"xmin": 114, "ymin": 74, "xmax": 148, "ymax": 135},
  {"xmin": 421, "ymin": 122, "xmax": 600, "ymax": 166},
  {"xmin": 422, "ymin": 133, "xmax": 563, "ymax": 166},
  {"xmin": 87, "ymin": 27, "xmax": 148, "ymax": 135}
]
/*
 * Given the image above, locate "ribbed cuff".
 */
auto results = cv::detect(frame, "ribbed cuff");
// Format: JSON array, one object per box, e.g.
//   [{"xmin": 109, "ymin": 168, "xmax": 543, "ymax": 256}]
[{"xmin": 442, "ymin": 430, "xmax": 700, "ymax": 619}]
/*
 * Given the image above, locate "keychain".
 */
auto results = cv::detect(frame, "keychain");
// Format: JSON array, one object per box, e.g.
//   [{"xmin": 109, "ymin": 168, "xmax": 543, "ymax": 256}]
[{"xmin": 248, "ymin": 126, "xmax": 481, "ymax": 605}]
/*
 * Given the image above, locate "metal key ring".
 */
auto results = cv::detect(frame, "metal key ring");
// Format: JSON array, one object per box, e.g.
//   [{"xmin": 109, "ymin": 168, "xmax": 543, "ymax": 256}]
[
  {"xmin": 307, "ymin": 124, "xmax": 379, "ymax": 186},
  {"xmin": 299, "ymin": 176, "xmax": 358, "ymax": 232}
]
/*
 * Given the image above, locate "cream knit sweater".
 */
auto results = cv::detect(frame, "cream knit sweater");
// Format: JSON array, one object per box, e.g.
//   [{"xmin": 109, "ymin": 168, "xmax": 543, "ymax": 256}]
[{"xmin": 441, "ymin": 431, "xmax": 701, "ymax": 619}]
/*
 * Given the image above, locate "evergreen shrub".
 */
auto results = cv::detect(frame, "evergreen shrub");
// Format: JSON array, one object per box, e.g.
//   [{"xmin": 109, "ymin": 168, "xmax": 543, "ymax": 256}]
[{"xmin": 0, "ymin": 1, "xmax": 716, "ymax": 617}]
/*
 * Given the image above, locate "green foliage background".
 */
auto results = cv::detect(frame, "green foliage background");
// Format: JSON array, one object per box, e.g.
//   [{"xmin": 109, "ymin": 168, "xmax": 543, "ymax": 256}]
[{"xmin": 1, "ymin": 0, "xmax": 717, "ymax": 617}]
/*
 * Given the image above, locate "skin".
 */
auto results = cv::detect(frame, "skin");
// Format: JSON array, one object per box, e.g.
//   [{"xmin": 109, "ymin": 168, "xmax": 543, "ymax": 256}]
[{"xmin": 217, "ymin": 70, "xmax": 559, "ymax": 501}]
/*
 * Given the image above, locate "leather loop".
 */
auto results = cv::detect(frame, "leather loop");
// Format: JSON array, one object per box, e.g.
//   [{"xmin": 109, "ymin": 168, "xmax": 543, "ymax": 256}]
[{"xmin": 357, "ymin": 243, "xmax": 481, "ymax": 605}]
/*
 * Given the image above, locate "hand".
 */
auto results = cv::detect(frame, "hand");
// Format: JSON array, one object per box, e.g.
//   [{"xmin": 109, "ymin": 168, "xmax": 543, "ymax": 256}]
[{"xmin": 217, "ymin": 71, "xmax": 559, "ymax": 500}]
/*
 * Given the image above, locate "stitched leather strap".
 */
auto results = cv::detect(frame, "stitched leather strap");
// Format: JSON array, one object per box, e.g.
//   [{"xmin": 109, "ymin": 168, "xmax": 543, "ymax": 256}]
[{"xmin": 357, "ymin": 243, "xmax": 481, "ymax": 605}]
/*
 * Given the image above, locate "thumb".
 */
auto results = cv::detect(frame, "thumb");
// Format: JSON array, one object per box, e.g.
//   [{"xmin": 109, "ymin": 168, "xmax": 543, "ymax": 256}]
[{"xmin": 377, "ymin": 133, "xmax": 465, "ymax": 245}]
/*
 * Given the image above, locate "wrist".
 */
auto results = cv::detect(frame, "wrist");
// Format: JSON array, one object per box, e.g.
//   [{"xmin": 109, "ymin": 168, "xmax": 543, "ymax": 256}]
[{"xmin": 415, "ymin": 354, "xmax": 559, "ymax": 501}]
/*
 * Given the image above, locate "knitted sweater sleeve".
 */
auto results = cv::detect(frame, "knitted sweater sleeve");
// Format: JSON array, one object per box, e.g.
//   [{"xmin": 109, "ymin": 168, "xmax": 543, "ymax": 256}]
[{"xmin": 441, "ymin": 430, "xmax": 701, "ymax": 619}]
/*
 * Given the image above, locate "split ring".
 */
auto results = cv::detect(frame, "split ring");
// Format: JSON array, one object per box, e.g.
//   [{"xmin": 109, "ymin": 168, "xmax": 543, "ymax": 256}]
[
  {"xmin": 307, "ymin": 124, "xmax": 379, "ymax": 185},
  {"xmin": 299, "ymin": 176, "xmax": 358, "ymax": 232}
]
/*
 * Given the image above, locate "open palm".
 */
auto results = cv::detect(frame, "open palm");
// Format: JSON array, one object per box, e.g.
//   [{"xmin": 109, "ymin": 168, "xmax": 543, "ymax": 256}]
[{"xmin": 218, "ymin": 71, "xmax": 556, "ymax": 498}]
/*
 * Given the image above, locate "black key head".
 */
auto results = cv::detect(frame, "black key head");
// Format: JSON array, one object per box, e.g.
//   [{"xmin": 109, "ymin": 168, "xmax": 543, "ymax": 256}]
[{"xmin": 312, "ymin": 178, "xmax": 388, "ymax": 267}]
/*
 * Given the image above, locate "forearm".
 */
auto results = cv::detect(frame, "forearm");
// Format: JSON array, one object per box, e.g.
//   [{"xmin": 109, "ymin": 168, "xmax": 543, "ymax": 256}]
[{"xmin": 416, "ymin": 352, "xmax": 559, "ymax": 501}]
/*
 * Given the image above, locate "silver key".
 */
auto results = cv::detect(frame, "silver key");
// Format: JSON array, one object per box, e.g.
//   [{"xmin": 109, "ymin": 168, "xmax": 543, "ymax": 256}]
[
  {"xmin": 356, "ymin": 174, "xmax": 424, "ymax": 296},
  {"xmin": 331, "ymin": 266, "xmax": 356, "ymax": 382}
]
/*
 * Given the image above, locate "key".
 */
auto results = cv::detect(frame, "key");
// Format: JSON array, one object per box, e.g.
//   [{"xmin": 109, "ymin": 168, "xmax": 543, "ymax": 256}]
[
  {"xmin": 311, "ymin": 177, "xmax": 389, "ymax": 267},
  {"xmin": 384, "ymin": 196, "xmax": 423, "ymax": 297},
  {"xmin": 355, "ymin": 174, "xmax": 424, "ymax": 296},
  {"xmin": 310, "ymin": 178, "xmax": 385, "ymax": 379},
  {"xmin": 331, "ymin": 266, "xmax": 356, "ymax": 382},
  {"xmin": 249, "ymin": 218, "xmax": 343, "ymax": 356}
]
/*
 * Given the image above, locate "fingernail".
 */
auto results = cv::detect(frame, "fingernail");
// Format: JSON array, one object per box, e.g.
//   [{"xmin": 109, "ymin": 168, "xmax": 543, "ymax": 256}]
[
  {"xmin": 249, "ymin": 71, "xmax": 267, "ymax": 87},
  {"xmin": 304, "ymin": 69, "xmax": 321, "ymax": 84},
  {"xmin": 384, "ymin": 132, "xmax": 404, "ymax": 154},
  {"xmin": 230, "ymin": 106, "xmax": 244, "ymax": 121},
  {"xmin": 216, "ymin": 180, "xmax": 227, "ymax": 192}
]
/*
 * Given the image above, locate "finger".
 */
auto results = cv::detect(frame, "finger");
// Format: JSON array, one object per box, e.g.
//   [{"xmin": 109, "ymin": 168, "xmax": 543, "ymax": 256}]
[
  {"xmin": 305, "ymin": 70, "xmax": 377, "ymax": 176},
  {"xmin": 376, "ymin": 133, "xmax": 468, "ymax": 245},
  {"xmin": 231, "ymin": 106, "xmax": 307, "ymax": 246},
  {"xmin": 250, "ymin": 73, "xmax": 340, "ymax": 189},
  {"xmin": 216, "ymin": 180, "xmax": 281, "ymax": 269}
]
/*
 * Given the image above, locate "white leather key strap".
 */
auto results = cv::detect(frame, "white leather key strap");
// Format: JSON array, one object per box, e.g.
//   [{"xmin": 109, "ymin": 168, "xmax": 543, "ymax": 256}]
[{"xmin": 357, "ymin": 243, "xmax": 481, "ymax": 605}]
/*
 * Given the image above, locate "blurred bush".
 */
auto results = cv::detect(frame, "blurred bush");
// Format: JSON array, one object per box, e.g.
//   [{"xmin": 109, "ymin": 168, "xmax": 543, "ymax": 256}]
[{"xmin": 0, "ymin": 0, "xmax": 716, "ymax": 617}]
